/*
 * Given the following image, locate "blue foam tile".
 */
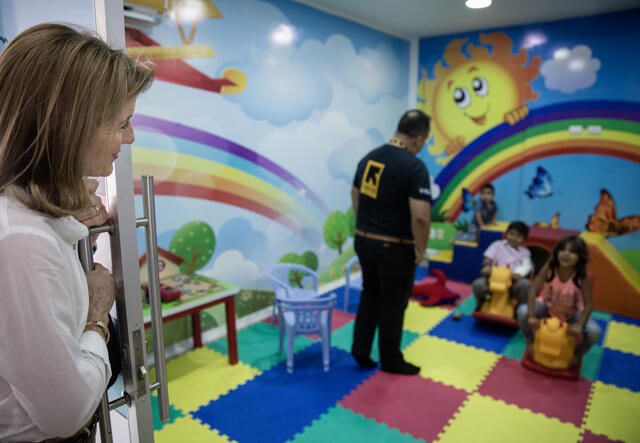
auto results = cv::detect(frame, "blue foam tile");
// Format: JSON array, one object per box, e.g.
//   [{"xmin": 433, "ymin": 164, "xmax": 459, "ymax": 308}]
[
  {"xmin": 336, "ymin": 287, "xmax": 362, "ymax": 314},
  {"xmin": 192, "ymin": 344, "xmax": 375, "ymax": 443},
  {"xmin": 429, "ymin": 313, "xmax": 516, "ymax": 353},
  {"xmin": 611, "ymin": 314, "xmax": 640, "ymax": 327},
  {"xmin": 414, "ymin": 265, "xmax": 429, "ymax": 281},
  {"xmin": 597, "ymin": 347, "xmax": 640, "ymax": 392}
]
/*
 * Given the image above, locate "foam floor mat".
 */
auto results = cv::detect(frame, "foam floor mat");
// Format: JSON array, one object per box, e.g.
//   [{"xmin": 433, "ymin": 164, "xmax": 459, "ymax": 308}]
[{"xmin": 152, "ymin": 281, "xmax": 640, "ymax": 442}]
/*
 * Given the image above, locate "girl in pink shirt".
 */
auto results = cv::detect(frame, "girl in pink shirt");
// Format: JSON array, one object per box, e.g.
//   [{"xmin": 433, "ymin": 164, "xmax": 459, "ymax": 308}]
[{"xmin": 516, "ymin": 236, "xmax": 602, "ymax": 367}]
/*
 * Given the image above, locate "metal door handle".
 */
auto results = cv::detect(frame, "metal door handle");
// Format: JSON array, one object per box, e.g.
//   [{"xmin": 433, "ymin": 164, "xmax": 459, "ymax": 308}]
[{"xmin": 137, "ymin": 175, "xmax": 170, "ymax": 423}]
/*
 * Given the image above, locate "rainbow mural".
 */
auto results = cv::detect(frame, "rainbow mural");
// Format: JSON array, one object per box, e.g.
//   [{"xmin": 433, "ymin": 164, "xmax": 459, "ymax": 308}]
[
  {"xmin": 131, "ymin": 115, "xmax": 329, "ymax": 235},
  {"xmin": 434, "ymin": 100, "xmax": 640, "ymax": 220}
]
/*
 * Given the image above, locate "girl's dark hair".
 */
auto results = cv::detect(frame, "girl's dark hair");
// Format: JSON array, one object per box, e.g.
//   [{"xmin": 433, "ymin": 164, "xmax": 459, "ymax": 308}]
[{"xmin": 547, "ymin": 235, "xmax": 589, "ymax": 287}]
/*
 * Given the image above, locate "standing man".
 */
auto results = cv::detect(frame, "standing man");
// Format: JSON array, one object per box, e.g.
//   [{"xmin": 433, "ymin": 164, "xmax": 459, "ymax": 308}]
[{"xmin": 351, "ymin": 110, "xmax": 432, "ymax": 375}]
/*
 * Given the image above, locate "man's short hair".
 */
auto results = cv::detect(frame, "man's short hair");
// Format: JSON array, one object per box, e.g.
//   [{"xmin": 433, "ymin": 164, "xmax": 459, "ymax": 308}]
[
  {"xmin": 397, "ymin": 109, "xmax": 431, "ymax": 138},
  {"xmin": 507, "ymin": 221, "xmax": 529, "ymax": 239}
]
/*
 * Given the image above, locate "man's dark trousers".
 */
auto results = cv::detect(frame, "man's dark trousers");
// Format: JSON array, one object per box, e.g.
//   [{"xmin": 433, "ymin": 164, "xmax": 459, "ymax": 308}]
[{"xmin": 352, "ymin": 235, "xmax": 416, "ymax": 366}]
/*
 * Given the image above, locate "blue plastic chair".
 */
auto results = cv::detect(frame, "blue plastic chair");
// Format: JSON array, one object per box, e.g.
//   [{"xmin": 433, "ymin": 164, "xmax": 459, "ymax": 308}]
[
  {"xmin": 268, "ymin": 263, "xmax": 320, "ymax": 352},
  {"xmin": 343, "ymin": 256, "xmax": 362, "ymax": 312},
  {"xmin": 279, "ymin": 292, "xmax": 337, "ymax": 373}
]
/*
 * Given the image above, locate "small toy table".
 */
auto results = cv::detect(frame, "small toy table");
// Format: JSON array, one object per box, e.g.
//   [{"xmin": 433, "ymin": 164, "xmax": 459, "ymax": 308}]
[{"xmin": 143, "ymin": 276, "xmax": 239, "ymax": 365}]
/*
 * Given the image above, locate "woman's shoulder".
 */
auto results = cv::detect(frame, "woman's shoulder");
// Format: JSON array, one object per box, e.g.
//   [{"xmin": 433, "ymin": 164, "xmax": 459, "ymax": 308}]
[{"xmin": 0, "ymin": 194, "xmax": 58, "ymax": 244}]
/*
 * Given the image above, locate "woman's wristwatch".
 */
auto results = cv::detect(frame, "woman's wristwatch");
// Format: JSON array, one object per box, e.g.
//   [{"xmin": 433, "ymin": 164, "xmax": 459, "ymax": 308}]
[{"xmin": 85, "ymin": 320, "xmax": 110, "ymax": 343}]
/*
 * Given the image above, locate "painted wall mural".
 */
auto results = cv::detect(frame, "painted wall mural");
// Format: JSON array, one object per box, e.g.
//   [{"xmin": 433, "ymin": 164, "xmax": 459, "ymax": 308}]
[
  {"xmin": 418, "ymin": 9, "xmax": 640, "ymax": 318},
  {"xmin": 125, "ymin": 0, "xmax": 410, "ymax": 336}
]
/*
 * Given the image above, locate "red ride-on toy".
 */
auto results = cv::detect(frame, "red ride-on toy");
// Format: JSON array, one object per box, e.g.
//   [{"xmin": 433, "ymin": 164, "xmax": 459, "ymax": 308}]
[
  {"xmin": 521, "ymin": 316, "xmax": 582, "ymax": 379},
  {"xmin": 412, "ymin": 269, "xmax": 460, "ymax": 306}
]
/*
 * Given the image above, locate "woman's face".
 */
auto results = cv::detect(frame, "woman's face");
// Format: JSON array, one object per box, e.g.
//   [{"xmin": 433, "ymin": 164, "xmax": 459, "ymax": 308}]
[{"xmin": 83, "ymin": 102, "xmax": 136, "ymax": 177}]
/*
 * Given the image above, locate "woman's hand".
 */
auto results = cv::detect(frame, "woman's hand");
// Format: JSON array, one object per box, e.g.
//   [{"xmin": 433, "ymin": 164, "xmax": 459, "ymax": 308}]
[
  {"xmin": 85, "ymin": 263, "xmax": 116, "ymax": 325},
  {"xmin": 76, "ymin": 178, "xmax": 109, "ymax": 228}
]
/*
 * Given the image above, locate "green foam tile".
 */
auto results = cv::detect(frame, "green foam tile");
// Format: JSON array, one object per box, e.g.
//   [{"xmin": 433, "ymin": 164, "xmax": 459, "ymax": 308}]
[
  {"xmin": 590, "ymin": 310, "xmax": 612, "ymax": 321},
  {"xmin": 454, "ymin": 294, "xmax": 478, "ymax": 316},
  {"xmin": 501, "ymin": 330, "xmax": 527, "ymax": 360},
  {"xmin": 580, "ymin": 344, "xmax": 604, "ymax": 380},
  {"xmin": 208, "ymin": 322, "xmax": 314, "ymax": 371},
  {"xmin": 151, "ymin": 394, "xmax": 184, "ymax": 431},
  {"xmin": 288, "ymin": 405, "xmax": 424, "ymax": 443}
]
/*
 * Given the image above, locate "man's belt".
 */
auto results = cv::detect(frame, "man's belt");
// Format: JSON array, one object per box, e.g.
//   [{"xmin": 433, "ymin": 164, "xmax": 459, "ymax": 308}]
[{"xmin": 356, "ymin": 229, "xmax": 414, "ymax": 245}]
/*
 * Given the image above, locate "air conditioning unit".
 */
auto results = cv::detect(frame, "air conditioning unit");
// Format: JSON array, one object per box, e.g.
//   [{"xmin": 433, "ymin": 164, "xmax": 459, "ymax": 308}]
[{"xmin": 123, "ymin": 1, "xmax": 167, "ymax": 24}]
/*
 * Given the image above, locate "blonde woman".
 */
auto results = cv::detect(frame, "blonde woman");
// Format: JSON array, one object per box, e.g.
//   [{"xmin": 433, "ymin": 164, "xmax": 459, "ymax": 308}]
[{"xmin": 0, "ymin": 23, "xmax": 153, "ymax": 441}]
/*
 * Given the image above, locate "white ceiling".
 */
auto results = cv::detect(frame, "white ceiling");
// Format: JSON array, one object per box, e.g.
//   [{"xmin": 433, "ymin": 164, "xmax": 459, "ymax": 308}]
[{"xmin": 294, "ymin": 0, "xmax": 640, "ymax": 40}]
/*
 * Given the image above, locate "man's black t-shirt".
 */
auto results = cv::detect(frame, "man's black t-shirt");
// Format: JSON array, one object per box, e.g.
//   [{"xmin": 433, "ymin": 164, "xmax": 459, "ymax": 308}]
[{"xmin": 353, "ymin": 144, "xmax": 431, "ymax": 239}]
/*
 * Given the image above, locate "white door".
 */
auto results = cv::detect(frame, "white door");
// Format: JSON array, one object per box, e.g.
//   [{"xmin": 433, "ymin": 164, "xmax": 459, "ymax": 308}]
[{"xmin": 94, "ymin": 1, "xmax": 169, "ymax": 441}]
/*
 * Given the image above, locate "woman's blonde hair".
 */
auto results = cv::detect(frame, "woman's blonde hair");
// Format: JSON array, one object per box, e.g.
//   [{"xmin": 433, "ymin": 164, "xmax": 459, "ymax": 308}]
[{"xmin": 0, "ymin": 23, "xmax": 154, "ymax": 216}]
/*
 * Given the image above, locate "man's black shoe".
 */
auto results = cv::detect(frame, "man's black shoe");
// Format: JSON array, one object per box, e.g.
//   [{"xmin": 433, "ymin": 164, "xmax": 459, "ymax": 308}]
[
  {"xmin": 381, "ymin": 361, "xmax": 420, "ymax": 375},
  {"xmin": 352, "ymin": 354, "xmax": 377, "ymax": 369}
]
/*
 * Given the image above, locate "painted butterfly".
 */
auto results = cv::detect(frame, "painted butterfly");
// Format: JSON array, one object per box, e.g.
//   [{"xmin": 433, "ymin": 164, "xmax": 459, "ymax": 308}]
[
  {"xmin": 525, "ymin": 166, "xmax": 552, "ymax": 199},
  {"xmin": 586, "ymin": 189, "xmax": 640, "ymax": 237},
  {"xmin": 461, "ymin": 188, "xmax": 475, "ymax": 212}
]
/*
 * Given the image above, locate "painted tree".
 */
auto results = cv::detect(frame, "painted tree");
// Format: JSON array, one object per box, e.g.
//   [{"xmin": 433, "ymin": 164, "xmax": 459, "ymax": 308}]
[
  {"xmin": 323, "ymin": 210, "xmax": 349, "ymax": 255},
  {"xmin": 169, "ymin": 221, "xmax": 215, "ymax": 275},
  {"xmin": 279, "ymin": 250, "xmax": 319, "ymax": 288},
  {"xmin": 345, "ymin": 206, "xmax": 356, "ymax": 238}
]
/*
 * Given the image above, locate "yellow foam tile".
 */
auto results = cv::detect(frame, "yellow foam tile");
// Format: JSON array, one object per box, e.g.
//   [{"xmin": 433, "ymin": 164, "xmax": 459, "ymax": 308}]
[
  {"xmin": 603, "ymin": 320, "xmax": 640, "ymax": 356},
  {"xmin": 403, "ymin": 302, "xmax": 450, "ymax": 334},
  {"xmin": 583, "ymin": 381, "xmax": 640, "ymax": 442},
  {"xmin": 151, "ymin": 347, "xmax": 260, "ymax": 413},
  {"xmin": 403, "ymin": 335, "xmax": 499, "ymax": 392},
  {"xmin": 436, "ymin": 393, "xmax": 581, "ymax": 443},
  {"xmin": 155, "ymin": 416, "xmax": 235, "ymax": 443}
]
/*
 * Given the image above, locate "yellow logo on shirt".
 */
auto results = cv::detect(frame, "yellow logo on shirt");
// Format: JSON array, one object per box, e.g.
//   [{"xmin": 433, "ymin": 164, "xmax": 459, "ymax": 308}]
[{"xmin": 360, "ymin": 160, "xmax": 385, "ymax": 199}]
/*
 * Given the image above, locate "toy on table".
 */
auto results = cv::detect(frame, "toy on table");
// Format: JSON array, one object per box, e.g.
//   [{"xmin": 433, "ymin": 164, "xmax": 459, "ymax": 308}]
[
  {"xmin": 521, "ymin": 316, "xmax": 582, "ymax": 379},
  {"xmin": 412, "ymin": 269, "xmax": 460, "ymax": 306},
  {"xmin": 143, "ymin": 283, "xmax": 182, "ymax": 303},
  {"xmin": 472, "ymin": 264, "xmax": 518, "ymax": 327}
]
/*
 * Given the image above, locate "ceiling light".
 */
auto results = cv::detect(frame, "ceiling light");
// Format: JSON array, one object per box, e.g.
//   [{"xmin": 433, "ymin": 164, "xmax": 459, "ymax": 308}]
[
  {"xmin": 271, "ymin": 24, "xmax": 296, "ymax": 46},
  {"xmin": 465, "ymin": 0, "xmax": 492, "ymax": 9}
]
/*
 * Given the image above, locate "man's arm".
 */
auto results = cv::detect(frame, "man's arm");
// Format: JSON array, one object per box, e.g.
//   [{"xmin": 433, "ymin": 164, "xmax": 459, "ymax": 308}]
[
  {"xmin": 409, "ymin": 197, "xmax": 430, "ymax": 264},
  {"xmin": 351, "ymin": 186, "xmax": 359, "ymax": 215}
]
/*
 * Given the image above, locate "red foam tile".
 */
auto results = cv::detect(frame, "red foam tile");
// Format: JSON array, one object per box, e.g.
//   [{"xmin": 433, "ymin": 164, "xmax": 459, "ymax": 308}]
[
  {"xmin": 330, "ymin": 309, "xmax": 355, "ymax": 332},
  {"xmin": 264, "ymin": 310, "xmax": 352, "ymax": 333},
  {"xmin": 478, "ymin": 357, "xmax": 592, "ymax": 426},
  {"xmin": 339, "ymin": 371, "xmax": 469, "ymax": 441},
  {"xmin": 305, "ymin": 309, "xmax": 355, "ymax": 341},
  {"xmin": 579, "ymin": 430, "xmax": 624, "ymax": 443}
]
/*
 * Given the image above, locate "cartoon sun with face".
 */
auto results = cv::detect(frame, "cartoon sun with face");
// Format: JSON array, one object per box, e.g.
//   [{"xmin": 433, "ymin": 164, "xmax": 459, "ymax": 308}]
[{"xmin": 418, "ymin": 32, "xmax": 540, "ymax": 165}]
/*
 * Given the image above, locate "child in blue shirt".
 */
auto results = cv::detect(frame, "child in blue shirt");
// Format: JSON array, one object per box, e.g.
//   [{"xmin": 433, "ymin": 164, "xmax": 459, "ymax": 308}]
[{"xmin": 474, "ymin": 183, "xmax": 497, "ymax": 229}]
